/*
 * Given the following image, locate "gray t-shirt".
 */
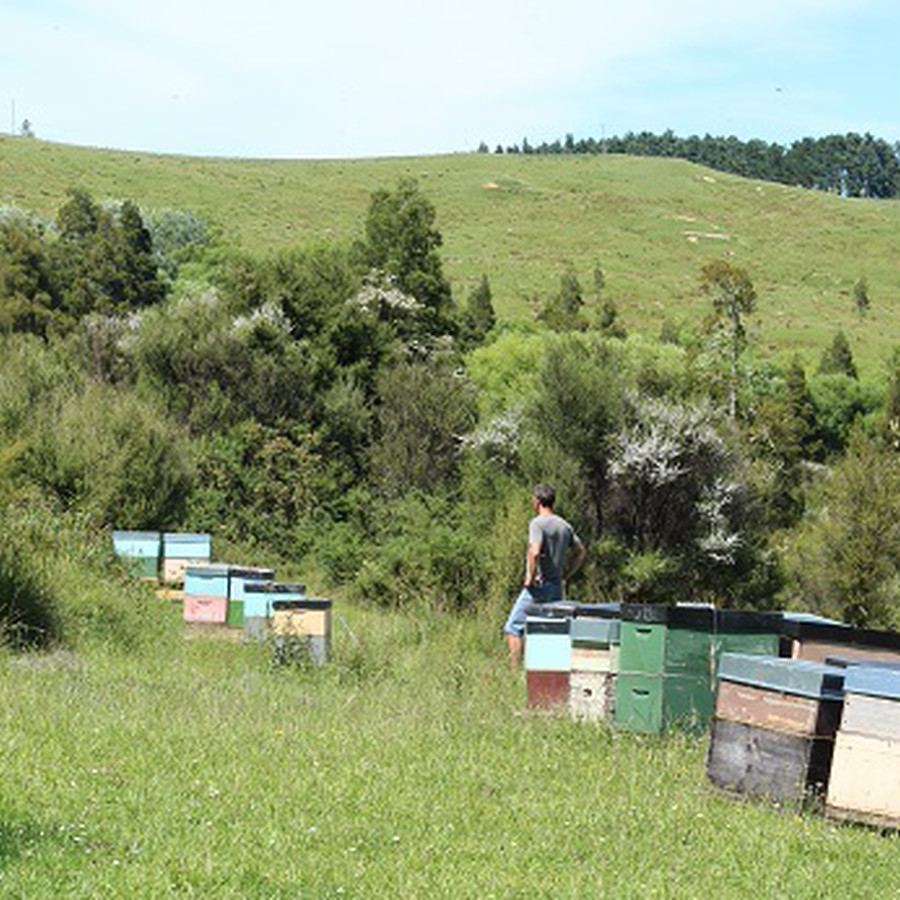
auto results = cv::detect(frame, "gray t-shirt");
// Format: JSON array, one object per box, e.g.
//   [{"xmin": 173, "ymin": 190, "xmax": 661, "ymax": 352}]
[{"xmin": 528, "ymin": 513, "xmax": 579, "ymax": 585}]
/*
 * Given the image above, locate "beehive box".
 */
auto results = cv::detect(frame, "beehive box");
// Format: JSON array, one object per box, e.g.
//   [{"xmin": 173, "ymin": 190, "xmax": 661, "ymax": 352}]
[
  {"xmin": 226, "ymin": 566, "xmax": 276, "ymax": 627},
  {"xmin": 243, "ymin": 582, "xmax": 306, "ymax": 640},
  {"xmin": 112, "ymin": 530, "xmax": 161, "ymax": 580},
  {"xmin": 617, "ymin": 604, "xmax": 716, "ymax": 676},
  {"xmin": 707, "ymin": 653, "xmax": 845, "ymax": 805},
  {"xmin": 524, "ymin": 612, "xmax": 571, "ymax": 710},
  {"xmin": 568, "ymin": 615, "xmax": 619, "ymax": 720},
  {"xmin": 271, "ymin": 598, "xmax": 332, "ymax": 666},
  {"xmin": 826, "ymin": 665, "xmax": 900, "ymax": 827},
  {"xmin": 161, "ymin": 532, "xmax": 211, "ymax": 585},
  {"xmin": 780, "ymin": 618, "xmax": 900, "ymax": 665}
]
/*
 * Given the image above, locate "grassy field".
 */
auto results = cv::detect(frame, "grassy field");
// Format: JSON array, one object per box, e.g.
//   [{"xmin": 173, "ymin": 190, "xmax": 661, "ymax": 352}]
[
  {"xmin": 1, "ymin": 596, "xmax": 898, "ymax": 899},
  {"xmin": 1, "ymin": 135, "xmax": 898, "ymax": 379}
]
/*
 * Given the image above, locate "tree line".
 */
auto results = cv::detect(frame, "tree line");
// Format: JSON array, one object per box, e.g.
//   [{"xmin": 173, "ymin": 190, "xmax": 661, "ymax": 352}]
[
  {"xmin": 480, "ymin": 130, "xmax": 900, "ymax": 199},
  {"xmin": 3, "ymin": 178, "xmax": 900, "ymax": 651}
]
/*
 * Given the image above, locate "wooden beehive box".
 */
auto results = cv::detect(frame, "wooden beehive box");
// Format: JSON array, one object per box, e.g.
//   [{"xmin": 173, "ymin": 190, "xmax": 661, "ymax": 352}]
[
  {"xmin": 524, "ymin": 612, "xmax": 571, "ymax": 710},
  {"xmin": 568, "ymin": 613, "xmax": 619, "ymax": 720},
  {"xmin": 706, "ymin": 653, "xmax": 845, "ymax": 805},
  {"xmin": 161, "ymin": 532, "xmax": 211, "ymax": 585},
  {"xmin": 271, "ymin": 598, "xmax": 332, "ymax": 666},
  {"xmin": 112, "ymin": 530, "xmax": 161, "ymax": 580},
  {"xmin": 826, "ymin": 664, "xmax": 900, "ymax": 828}
]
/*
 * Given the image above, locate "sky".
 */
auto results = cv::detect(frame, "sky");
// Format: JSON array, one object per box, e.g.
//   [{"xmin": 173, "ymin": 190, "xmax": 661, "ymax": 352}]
[{"xmin": 1, "ymin": 0, "xmax": 897, "ymax": 160}]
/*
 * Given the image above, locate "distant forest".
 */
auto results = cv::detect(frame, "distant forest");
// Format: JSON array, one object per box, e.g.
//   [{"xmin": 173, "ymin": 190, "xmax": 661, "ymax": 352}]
[{"xmin": 480, "ymin": 130, "xmax": 900, "ymax": 199}]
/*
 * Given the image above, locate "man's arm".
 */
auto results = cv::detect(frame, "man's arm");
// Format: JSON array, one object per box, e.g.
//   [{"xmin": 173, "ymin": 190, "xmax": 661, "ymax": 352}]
[
  {"xmin": 563, "ymin": 538, "xmax": 586, "ymax": 581},
  {"xmin": 524, "ymin": 539, "xmax": 541, "ymax": 586}
]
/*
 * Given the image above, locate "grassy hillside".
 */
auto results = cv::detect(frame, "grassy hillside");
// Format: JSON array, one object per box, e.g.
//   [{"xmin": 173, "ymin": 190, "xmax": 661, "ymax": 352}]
[{"xmin": 2, "ymin": 135, "xmax": 898, "ymax": 378}]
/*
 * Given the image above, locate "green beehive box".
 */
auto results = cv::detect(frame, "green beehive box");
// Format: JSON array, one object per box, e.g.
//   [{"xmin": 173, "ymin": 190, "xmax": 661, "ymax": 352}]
[
  {"xmin": 614, "ymin": 672, "xmax": 714, "ymax": 734},
  {"xmin": 618, "ymin": 622, "xmax": 713, "ymax": 676},
  {"xmin": 112, "ymin": 530, "xmax": 162, "ymax": 580}
]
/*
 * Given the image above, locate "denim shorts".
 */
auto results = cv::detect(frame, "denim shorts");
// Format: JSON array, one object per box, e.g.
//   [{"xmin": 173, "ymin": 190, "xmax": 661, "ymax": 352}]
[{"xmin": 502, "ymin": 582, "xmax": 564, "ymax": 636}]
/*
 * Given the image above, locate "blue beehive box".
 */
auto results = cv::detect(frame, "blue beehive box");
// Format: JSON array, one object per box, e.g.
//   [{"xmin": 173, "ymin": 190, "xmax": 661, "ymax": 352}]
[
  {"xmin": 243, "ymin": 581, "xmax": 306, "ymax": 619},
  {"xmin": 184, "ymin": 563, "xmax": 231, "ymax": 598},
  {"xmin": 112, "ymin": 530, "xmax": 161, "ymax": 579},
  {"xmin": 161, "ymin": 532, "xmax": 212, "ymax": 584},
  {"xmin": 525, "ymin": 615, "xmax": 572, "ymax": 671}
]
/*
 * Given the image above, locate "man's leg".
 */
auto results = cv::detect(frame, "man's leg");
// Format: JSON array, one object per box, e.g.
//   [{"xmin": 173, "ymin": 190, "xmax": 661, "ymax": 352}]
[{"xmin": 505, "ymin": 632, "xmax": 523, "ymax": 668}]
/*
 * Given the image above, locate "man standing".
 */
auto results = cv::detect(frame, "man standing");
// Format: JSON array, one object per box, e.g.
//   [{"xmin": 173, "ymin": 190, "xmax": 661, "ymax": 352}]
[{"xmin": 502, "ymin": 483, "xmax": 585, "ymax": 667}]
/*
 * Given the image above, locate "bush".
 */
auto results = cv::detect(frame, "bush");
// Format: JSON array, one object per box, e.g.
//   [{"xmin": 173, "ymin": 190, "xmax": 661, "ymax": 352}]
[
  {"xmin": 28, "ymin": 381, "xmax": 192, "ymax": 529},
  {"xmin": 0, "ymin": 492, "xmax": 179, "ymax": 651}
]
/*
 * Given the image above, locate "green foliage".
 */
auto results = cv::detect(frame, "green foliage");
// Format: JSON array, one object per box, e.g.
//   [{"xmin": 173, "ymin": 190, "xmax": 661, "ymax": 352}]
[
  {"xmin": 186, "ymin": 420, "xmax": 333, "ymax": 560},
  {"xmin": 700, "ymin": 260, "xmax": 757, "ymax": 419},
  {"xmin": 368, "ymin": 359, "xmax": 478, "ymax": 500},
  {"xmin": 818, "ymin": 331, "xmax": 857, "ymax": 379},
  {"xmin": 132, "ymin": 287, "xmax": 325, "ymax": 433},
  {"xmin": 807, "ymin": 373, "xmax": 881, "ymax": 456},
  {"xmin": 51, "ymin": 189, "xmax": 167, "ymax": 324},
  {"xmin": 536, "ymin": 265, "xmax": 588, "ymax": 332},
  {"xmin": 0, "ymin": 210, "xmax": 57, "ymax": 336},
  {"xmin": 361, "ymin": 177, "xmax": 454, "ymax": 328},
  {"xmin": 349, "ymin": 492, "xmax": 489, "ymax": 612},
  {"xmin": 782, "ymin": 430, "xmax": 900, "ymax": 627},
  {"xmin": 28, "ymin": 381, "xmax": 192, "ymax": 529},
  {"xmin": 0, "ymin": 491, "xmax": 178, "ymax": 650}
]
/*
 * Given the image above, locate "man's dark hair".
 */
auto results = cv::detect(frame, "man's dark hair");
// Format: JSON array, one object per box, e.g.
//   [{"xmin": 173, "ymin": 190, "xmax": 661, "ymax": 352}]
[{"xmin": 532, "ymin": 483, "xmax": 556, "ymax": 508}]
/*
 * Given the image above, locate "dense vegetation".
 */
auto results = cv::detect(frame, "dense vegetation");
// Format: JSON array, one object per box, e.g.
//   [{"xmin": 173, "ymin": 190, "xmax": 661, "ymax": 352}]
[
  {"xmin": 1, "ymin": 142, "xmax": 900, "ymax": 652},
  {"xmin": 488, "ymin": 130, "xmax": 900, "ymax": 198}
]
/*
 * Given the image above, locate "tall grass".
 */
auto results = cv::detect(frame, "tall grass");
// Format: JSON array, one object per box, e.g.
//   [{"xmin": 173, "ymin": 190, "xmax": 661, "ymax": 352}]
[{"xmin": 0, "ymin": 602, "xmax": 897, "ymax": 898}]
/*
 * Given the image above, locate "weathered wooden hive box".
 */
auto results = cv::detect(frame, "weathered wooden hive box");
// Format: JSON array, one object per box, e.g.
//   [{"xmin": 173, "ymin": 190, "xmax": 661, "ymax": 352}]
[
  {"xmin": 242, "ymin": 581, "xmax": 306, "ymax": 640},
  {"xmin": 272, "ymin": 598, "xmax": 332, "ymax": 665},
  {"xmin": 706, "ymin": 653, "xmax": 845, "ymax": 805},
  {"xmin": 161, "ymin": 532, "xmax": 211, "ymax": 585},
  {"xmin": 112, "ymin": 530, "xmax": 161, "ymax": 580},
  {"xmin": 826, "ymin": 663, "xmax": 900, "ymax": 828},
  {"xmin": 614, "ymin": 604, "xmax": 717, "ymax": 734},
  {"xmin": 569, "ymin": 611, "xmax": 620, "ymax": 721},
  {"xmin": 779, "ymin": 617, "xmax": 900, "ymax": 665},
  {"xmin": 524, "ymin": 609, "xmax": 572, "ymax": 710}
]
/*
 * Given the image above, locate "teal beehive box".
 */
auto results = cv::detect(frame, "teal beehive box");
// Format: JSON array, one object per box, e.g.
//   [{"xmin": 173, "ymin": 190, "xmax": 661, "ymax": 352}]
[
  {"xmin": 227, "ymin": 566, "xmax": 276, "ymax": 626},
  {"xmin": 161, "ymin": 532, "xmax": 211, "ymax": 584},
  {"xmin": 184, "ymin": 563, "xmax": 231, "ymax": 598},
  {"xmin": 524, "ymin": 616, "xmax": 571, "ymax": 671},
  {"xmin": 243, "ymin": 581, "xmax": 306, "ymax": 619},
  {"xmin": 112, "ymin": 530, "xmax": 161, "ymax": 580}
]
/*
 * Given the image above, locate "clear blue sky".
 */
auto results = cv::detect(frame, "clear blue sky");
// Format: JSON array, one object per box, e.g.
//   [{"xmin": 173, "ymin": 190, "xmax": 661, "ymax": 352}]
[{"xmin": 2, "ymin": 0, "xmax": 897, "ymax": 159}]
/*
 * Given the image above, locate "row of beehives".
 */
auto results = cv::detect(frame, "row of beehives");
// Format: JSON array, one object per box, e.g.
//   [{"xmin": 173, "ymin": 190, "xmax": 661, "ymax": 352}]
[
  {"xmin": 112, "ymin": 529, "xmax": 213, "ymax": 584},
  {"xmin": 112, "ymin": 530, "xmax": 331, "ymax": 665},
  {"xmin": 181, "ymin": 561, "xmax": 332, "ymax": 665},
  {"xmin": 524, "ymin": 602, "xmax": 900, "ymax": 828}
]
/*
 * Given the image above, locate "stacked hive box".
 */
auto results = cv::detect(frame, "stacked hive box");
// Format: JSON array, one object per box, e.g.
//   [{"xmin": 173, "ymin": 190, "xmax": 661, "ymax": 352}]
[
  {"xmin": 613, "ymin": 606, "xmax": 785, "ymax": 735},
  {"xmin": 524, "ymin": 607, "xmax": 573, "ymax": 710},
  {"xmin": 706, "ymin": 653, "xmax": 845, "ymax": 806},
  {"xmin": 225, "ymin": 566, "xmax": 276, "ymax": 627},
  {"xmin": 568, "ymin": 613, "xmax": 620, "ymax": 721},
  {"xmin": 243, "ymin": 581, "xmax": 306, "ymax": 640},
  {"xmin": 161, "ymin": 532, "xmax": 211, "ymax": 585},
  {"xmin": 780, "ymin": 617, "xmax": 900, "ymax": 664},
  {"xmin": 112, "ymin": 530, "xmax": 161, "ymax": 580},
  {"xmin": 183, "ymin": 563, "xmax": 231, "ymax": 623},
  {"xmin": 614, "ymin": 604, "xmax": 717, "ymax": 734},
  {"xmin": 272, "ymin": 598, "xmax": 332, "ymax": 665},
  {"xmin": 826, "ymin": 664, "xmax": 900, "ymax": 827}
]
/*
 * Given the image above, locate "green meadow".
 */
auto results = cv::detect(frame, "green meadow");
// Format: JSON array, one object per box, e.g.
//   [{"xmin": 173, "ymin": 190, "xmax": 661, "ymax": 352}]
[
  {"xmin": 1, "ymin": 135, "xmax": 898, "ymax": 378},
  {"xmin": 2, "ymin": 600, "xmax": 899, "ymax": 899}
]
